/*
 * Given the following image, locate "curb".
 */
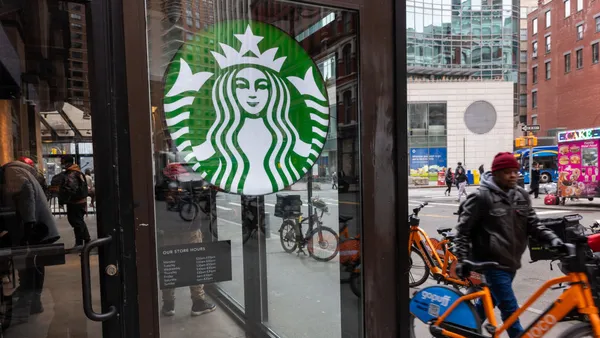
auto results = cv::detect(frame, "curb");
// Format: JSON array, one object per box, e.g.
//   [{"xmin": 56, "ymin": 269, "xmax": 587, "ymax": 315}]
[{"xmin": 534, "ymin": 204, "xmax": 600, "ymax": 212}]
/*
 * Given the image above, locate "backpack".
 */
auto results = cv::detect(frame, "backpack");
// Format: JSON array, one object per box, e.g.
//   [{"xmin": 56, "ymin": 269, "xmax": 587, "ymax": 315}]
[{"xmin": 62, "ymin": 170, "xmax": 88, "ymax": 203}]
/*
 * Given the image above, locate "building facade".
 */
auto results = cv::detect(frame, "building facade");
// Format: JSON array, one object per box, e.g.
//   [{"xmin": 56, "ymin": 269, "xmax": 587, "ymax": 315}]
[
  {"xmin": 516, "ymin": 0, "xmax": 538, "ymax": 137},
  {"xmin": 407, "ymin": 0, "xmax": 518, "ymax": 174},
  {"xmin": 527, "ymin": 0, "xmax": 600, "ymax": 139}
]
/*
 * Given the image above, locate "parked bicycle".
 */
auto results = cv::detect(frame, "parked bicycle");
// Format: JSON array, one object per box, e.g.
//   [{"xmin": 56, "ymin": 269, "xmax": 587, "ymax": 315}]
[
  {"xmin": 409, "ymin": 241, "xmax": 600, "ymax": 337},
  {"xmin": 408, "ymin": 202, "xmax": 477, "ymax": 289},
  {"xmin": 277, "ymin": 195, "xmax": 339, "ymax": 262},
  {"xmin": 339, "ymin": 214, "xmax": 361, "ymax": 297}
]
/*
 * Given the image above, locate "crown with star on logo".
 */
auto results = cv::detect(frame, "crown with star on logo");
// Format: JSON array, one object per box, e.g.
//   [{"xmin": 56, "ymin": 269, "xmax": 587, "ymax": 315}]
[{"xmin": 211, "ymin": 25, "xmax": 287, "ymax": 72}]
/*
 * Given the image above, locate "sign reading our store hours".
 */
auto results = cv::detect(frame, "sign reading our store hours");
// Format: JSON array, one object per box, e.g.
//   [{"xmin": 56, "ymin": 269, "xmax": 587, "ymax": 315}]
[{"xmin": 158, "ymin": 241, "xmax": 232, "ymax": 289}]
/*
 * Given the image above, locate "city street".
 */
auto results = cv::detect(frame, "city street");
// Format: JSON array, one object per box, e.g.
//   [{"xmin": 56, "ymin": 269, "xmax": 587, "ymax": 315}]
[{"xmin": 155, "ymin": 185, "xmax": 600, "ymax": 337}]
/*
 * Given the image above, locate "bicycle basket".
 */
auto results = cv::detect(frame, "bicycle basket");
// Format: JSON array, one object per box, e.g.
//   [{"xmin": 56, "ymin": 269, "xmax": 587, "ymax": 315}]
[
  {"xmin": 529, "ymin": 215, "xmax": 585, "ymax": 261},
  {"xmin": 274, "ymin": 194, "xmax": 302, "ymax": 218}
]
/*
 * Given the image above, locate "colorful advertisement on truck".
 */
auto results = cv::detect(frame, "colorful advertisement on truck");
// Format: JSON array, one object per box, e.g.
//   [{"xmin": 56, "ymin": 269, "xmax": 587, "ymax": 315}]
[{"xmin": 557, "ymin": 128, "xmax": 600, "ymax": 199}]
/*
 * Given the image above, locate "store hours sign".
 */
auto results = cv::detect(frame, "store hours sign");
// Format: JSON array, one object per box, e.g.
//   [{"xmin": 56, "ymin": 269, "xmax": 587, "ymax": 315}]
[{"xmin": 162, "ymin": 21, "xmax": 329, "ymax": 196}]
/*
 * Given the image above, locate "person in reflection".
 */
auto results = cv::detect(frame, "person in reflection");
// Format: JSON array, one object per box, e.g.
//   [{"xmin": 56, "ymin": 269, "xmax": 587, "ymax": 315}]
[
  {"xmin": 529, "ymin": 162, "xmax": 540, "ymax": 199},
  {"xmin": 453, "ymin": 153, "xmax": 563, "ymax": 338},
  {"xmin": 85, "ymin": 169, "xmax": 96, "ymax": 208},
  {"xmin": 160, "ymin": 228, "xmax": 216, "ymax": 317},
  {"xmin": 1, "ymin": 160, "xmax": 61, "ymax": 317},
  {"xmin": 331, "ymin": 171, "xmax": 338, "ymax": 190},
  {"xmin": 58, "ymin": 155, "xmax": 91, "ymax": 247}
]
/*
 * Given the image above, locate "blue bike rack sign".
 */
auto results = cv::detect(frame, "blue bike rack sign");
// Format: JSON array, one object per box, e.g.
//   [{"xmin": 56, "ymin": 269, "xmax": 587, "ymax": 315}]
[{"xmin": 410, "ymin": 286, "xmax": 480, "ymax": 330}]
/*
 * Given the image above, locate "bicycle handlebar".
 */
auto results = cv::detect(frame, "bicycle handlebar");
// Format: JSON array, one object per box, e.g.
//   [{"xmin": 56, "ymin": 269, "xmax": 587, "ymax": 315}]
[{"xmin": 412, "ymin": 202, "xmax": 428, "ymax": 216}]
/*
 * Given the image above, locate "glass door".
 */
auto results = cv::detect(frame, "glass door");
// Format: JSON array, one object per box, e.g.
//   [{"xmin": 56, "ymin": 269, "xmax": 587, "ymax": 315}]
[
  {"xmin": 0, "ymin": 1, "xmax": 125, "ymax": 337},
  {"xmin": 143, "ymin": 1, "xmax": 363, "ymax": 337}
]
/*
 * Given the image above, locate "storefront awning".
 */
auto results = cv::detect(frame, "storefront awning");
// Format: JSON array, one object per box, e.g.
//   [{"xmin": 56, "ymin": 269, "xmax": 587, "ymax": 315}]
[{"xmin": 0, "ymin": 24, "xmax": 21, "ymax": 99}]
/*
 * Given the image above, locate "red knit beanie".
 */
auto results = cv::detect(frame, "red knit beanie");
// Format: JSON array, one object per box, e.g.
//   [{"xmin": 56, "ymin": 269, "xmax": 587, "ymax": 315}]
[{"xmin": 491, "ymin": 152, "xmax": 520, "ymax": 172}]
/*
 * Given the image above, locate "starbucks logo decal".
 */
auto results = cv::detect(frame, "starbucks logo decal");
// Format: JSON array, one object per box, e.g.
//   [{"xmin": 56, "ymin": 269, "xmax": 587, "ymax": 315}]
[{"xmin": 163, "ymin": 21, "xmax": 329, "ymax": 195}]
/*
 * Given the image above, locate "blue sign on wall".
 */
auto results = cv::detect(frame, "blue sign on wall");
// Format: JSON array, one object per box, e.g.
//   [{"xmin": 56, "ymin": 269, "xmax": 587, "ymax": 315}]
[{"xmin": 410, "ymin": 148, "xmax": 447, "ymax": 172}]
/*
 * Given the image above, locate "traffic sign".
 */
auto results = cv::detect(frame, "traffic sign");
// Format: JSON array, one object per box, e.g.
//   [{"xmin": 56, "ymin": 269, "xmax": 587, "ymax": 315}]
[{"xmin": 521, "ymin": 125, "xmax": 540, "ymax": 132}]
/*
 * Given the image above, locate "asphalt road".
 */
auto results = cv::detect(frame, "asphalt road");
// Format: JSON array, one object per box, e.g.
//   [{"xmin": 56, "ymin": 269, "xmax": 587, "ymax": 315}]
[{"xmin": 155, "ymin": 185, "xmax": 600, "ymax": 338}]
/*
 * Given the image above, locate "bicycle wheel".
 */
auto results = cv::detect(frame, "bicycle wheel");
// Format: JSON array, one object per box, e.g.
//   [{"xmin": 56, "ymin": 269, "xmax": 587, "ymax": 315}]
[
  {"xmin": 307, "ymin": 226, "xmax": 339, "ymax": 262},
  {"xmin": 179, "ymin": 202, "xmax": 199, "ymax": 222},
  {"xmin": 409, "ymin": 246, "xmax": 430, "ymax": 288},
  {"xmin": 557, "ymin": 323, "xmax": 596, "ymax": 337},
  {"xmin": 279, "ymin": 220, "xmax": 298, "ymax": 253},
  {"xmin": 349, "ymin": 272, "xmax": 361, "ymax": 297}
]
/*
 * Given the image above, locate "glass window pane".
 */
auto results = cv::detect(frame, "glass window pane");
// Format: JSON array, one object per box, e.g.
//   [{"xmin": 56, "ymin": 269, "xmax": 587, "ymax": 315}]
[{"xmin": 146, "ymin": 3, "xmax": 363, "ymax": 338}]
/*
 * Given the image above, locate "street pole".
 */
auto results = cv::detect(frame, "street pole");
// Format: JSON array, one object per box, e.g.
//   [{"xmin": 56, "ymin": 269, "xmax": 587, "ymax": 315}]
[{"xmin": 528, "ymin": 132, "xmax": 533, "ymax": 189}]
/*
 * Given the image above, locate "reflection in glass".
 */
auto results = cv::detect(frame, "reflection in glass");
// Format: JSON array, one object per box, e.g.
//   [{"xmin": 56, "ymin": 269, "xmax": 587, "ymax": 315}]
[
  {"xmin": 147, "ymin": 2, "xmax": 362, "ymax": 338},
  {"xmin": 407, "ymin": 0, "xmax": 518, "ymax": 81}
]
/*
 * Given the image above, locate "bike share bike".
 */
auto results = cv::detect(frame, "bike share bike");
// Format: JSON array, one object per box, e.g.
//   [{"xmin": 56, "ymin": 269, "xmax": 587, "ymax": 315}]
[
  {"xmin": 408, "ymin": 203, "xmax": 480, "ymax": 289},
  {"xmin": 276, "ymin": 194, "xmax": 339, "ymax": 262},
  {"xmin": 409, "ymin": 214, "xmax": 600, "ymax": 338},
  {"xmin": 339, "ymin": 215, "xmax": 361, "ymax": 297}
]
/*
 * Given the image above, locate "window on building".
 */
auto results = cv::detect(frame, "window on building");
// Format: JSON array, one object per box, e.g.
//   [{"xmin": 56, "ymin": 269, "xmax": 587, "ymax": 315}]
[
  {"xmin": 71, "ymin": 23, "xmax": 82, "ymax": 31},
  {"xmin": 577, "ymin": 24, "xmax": 584, "ymax": 40},
  {"xmin": 565, "ymin": 0, "xmax": 571, "ymax": 17},
  {"xmin": 545, "ymin": 11, "xmax": 551, "ymax": 27},
  {"xmin": 72, "ymin": 61, "xmax": 83, "ymax": 69},
  {"xmin": 343, "ymin": 44, "xmax": 352, "ymax": 75},
  {"xmin": 343, "ymin": 90, "xmax": 352, "ymax": 123},
  {"xmin": 520, "ymin": 50, "xmax": 528, "ymax": 62},
  {"xmin": 532, "ymin": 66, "xmax": 538, "ymax": 83},
  {"xmin": 519, "ymin": 72, "xmax": 527, "ymax": 84},
  {"xmin": 532, "ymin": 41, "xmax": 538, "ymax": 57},
  {"xmin": 545, "ymin": 61, "xmax": 551, "ymax": 79},
  {"xmin": 577, "ymin": 49, "xmax": 584, "ymax": 68},
  {"xmin": 72, "ymin": 71, "xmax": 83, "ymax": 78},
  {"xmin": 593, "ymin": 43, "xmax": 599, "ymax": 64},
  {"xmin": 520, "ymin": 94, "xmax": 527, "ymax": 107},
  {"xmin": 72, "ymin": 90, "xmax": 84, "ymax": 98},
  {"xmin": 72, "ymin": 51, "xmax": 83, "ymax": 59},
  {"xmin": 72, "ymin": 80, "xmax": 84, "ymax": 88},
  {"xmin": 532, "ymin": 18, "xmax": 538, "ymax": 35},
  {"xmin": 597, "ymin": 17, "xmax": 600, "ymax": 32},
  {"xmin": 577, "ymin": 0, "xmax": 583, "ymax": 11},
  {"xmin": 565, "ymin": 53, "xmax": 571, "ymax": 72},
  {"xmin": 545, "ymin": 35, "xmax": 551, "ymax": 53},
  {"xmin": 520, "ymin": 28, "xmax": 528, "ymax": 41},
  {"xmin": 532, "ymin": 91, "xmax": 538, "ymax": 108},
  {"xmin": 73, "ymin": 33, "xmax": 83, "ymax": 41},
  {"xmin": 72, "ymin": 42, "xmax": 83, "ymax": 49},
  {"xmin": 532, "ymin": 115, "xmax": 538, "ymax": 125},
  {"xmin": 521, "ymin": 7, "xmax": 529, "ymax": 18},
  {"xmin": 70, "ymin": 13, "xmax": 81, "ymax": 20},
  {"xmin": 343, "ymin": 13, "xmax": 351, "ymax": 33}
]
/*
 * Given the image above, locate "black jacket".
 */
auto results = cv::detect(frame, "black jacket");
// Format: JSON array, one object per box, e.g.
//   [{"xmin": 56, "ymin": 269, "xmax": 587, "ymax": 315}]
[
  {"xmin": 455, "ymin": 166, "xmax": 467, "ymax": 183},
  {"xmin": 454, "ymin": 172, "xmax": 558, "ymax": 271},
  {"xmin": 531, "ymin": 169, "xmax": 541, "ymax": 187}
]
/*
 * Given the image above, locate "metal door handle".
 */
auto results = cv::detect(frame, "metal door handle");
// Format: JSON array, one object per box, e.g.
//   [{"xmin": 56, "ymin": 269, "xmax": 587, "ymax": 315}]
[{"xmin": 81, "ymin": 236, "xmax": 117, "ymax": 321}]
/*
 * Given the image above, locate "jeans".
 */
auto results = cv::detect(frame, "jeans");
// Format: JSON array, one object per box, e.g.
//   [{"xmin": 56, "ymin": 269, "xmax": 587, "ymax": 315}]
[
  {"xmin": 67, "ymin": 203, "xmax": 91, "ymax": 245},
  {"xmin": 476, "ymin": 269, "xmax": 524, "ymax": 338}
]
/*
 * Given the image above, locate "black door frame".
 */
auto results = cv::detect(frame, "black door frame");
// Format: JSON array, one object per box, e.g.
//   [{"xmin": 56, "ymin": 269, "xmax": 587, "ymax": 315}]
[
  {"xmin": 119, "ymin": 0, "xmax": 407, "ymax": 337},
  {"xmin": 86, "ymin": 0, "xmax": 140, "ymax": 336}
]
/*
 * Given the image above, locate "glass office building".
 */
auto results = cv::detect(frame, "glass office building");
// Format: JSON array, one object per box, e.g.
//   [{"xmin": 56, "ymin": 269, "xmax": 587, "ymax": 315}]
[{"xmin": 407, "ymin": 0, "xmax": 519, "ymax": 81}]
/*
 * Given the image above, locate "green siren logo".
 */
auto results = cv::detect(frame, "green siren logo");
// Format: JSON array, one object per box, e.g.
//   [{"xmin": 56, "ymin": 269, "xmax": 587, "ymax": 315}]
[{"xmin": 163, "ymin": 21, "xmax": 329, "ymax": 195}]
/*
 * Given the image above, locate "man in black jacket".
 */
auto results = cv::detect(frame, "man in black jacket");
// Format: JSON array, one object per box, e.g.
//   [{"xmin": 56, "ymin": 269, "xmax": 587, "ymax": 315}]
[
  {"xmin": 58, "ymin": 156, "xmax": 91, "ymax": 246},
  {"xmin": 454, "ymin": 152, "xmax": 563, "ymax": 338},
  {"xmin": 529, "ymin": 162, "xmax": 541, "ymax": 199}
]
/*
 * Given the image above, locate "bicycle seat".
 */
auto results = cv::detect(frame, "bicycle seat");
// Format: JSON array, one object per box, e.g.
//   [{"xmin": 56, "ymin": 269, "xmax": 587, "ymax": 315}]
[
  {"xmin": 436, "ymin": 227, "xmax": 452, "ymax": 235},
  {"xmin": 339, "ymin": 215, "xmax": 353, "ymax": 223}
]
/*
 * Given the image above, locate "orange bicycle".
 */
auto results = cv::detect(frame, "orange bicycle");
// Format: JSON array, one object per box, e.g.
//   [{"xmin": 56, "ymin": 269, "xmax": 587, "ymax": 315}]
[
  {"xmin": 409, "ymin": 242, "xmax": 600, "ymax": 337},
  {"xmin": 408, "ymin": 203, "xmax": 477, "ymax": 288}
]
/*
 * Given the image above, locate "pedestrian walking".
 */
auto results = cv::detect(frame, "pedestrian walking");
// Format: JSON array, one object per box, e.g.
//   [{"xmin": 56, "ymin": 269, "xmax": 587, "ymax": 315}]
[
  {"xmin": 455, "ymin": 163, "xmax": 468, "ymax": 202},
  {"xmin": 453, "ymin": 152, "xmax": 564, "ymax": 338},
  {"xmin": 85, "ymin": 169, "xmax": 96, "ymax": 208},
  {"xmin": 444, "ymin": 168, "xmax": 454, "ymax": 196},
  {"xmin": 58, "ymin": 155, "xmax": 91, "ymax": 247},
  {"xmin": 332, "ymin": 171, "xmax": 338, "ymax": 190},
  {"xmin": 478, "ymin": 164, "xmax": 485, "ymax": 175},
  {"xmin": 529, "ymin": 162, "xmax": 540, "ymax": 199}
]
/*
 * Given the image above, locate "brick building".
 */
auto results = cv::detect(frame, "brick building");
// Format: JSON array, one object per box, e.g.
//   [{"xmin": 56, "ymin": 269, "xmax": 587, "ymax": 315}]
[{"xmin": 527, "ymin": 0, "xmax": 600, "ymax": 140}]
